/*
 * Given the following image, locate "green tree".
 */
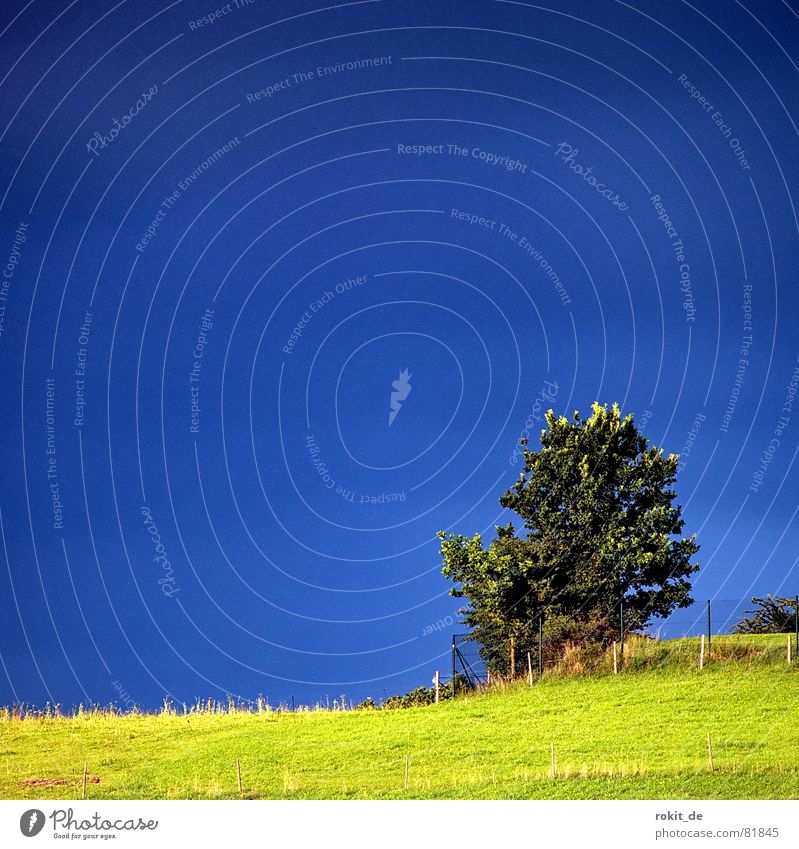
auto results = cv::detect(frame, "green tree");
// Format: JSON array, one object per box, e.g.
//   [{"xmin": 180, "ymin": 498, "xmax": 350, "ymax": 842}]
[
  {"xmin": 735, "ymin": 595, "xmax": 797, "ymax": 634},
  {"xmin": 440, "ymin": 403, "xmax": 700, "ymax": 673}
]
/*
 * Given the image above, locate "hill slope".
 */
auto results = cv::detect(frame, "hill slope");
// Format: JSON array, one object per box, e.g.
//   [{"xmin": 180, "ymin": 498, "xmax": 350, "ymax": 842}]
[{"xmin": 2, "ymin": 635, "xmax": 798, "ymax": 800}]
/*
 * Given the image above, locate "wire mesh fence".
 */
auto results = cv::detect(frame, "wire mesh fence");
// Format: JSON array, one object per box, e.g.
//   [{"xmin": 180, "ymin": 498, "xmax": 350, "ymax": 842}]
[
  {"xmin": 648, "ymin": 595, "xmax": 799, "ymax": 641},
  {"xmin": 451, "ymin": 634, "xmax": 488, "ymax": 690},
  {"xmin": 451, "ymin": 594, "xmax": 799, "ymax": 689}
]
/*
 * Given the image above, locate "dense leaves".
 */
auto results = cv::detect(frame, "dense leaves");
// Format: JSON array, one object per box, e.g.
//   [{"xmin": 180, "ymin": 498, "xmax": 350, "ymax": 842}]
[
  {"xmin": 375, "ymin": 680, "xmax": 458, "ymax": 709},
  {"xmin": 440, "ymin": 403, "xmax": 700, "ymax": 672},
  {"xmin": 735, "ymin": 595, "xmax": 798, "ymax": 634}
]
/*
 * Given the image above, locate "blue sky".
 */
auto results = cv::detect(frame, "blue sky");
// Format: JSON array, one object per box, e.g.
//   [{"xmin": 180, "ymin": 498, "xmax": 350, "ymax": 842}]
[{"xmin": 0, "ymin": 0, "xmax": 798, "ymax": 709}]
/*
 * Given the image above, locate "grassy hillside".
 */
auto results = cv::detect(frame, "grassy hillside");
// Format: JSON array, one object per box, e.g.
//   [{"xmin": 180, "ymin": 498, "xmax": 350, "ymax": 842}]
[{"xmin": 2, "ymin": 635, "xmax": 798, "ymax": 800}]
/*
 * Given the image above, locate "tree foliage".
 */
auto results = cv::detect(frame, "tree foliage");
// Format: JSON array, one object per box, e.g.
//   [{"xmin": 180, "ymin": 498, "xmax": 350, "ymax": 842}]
[
  {"xmin": 735, "ymin": 595, "xmax": 797, "ymax": 634},
  {"xmin": 439, "ymin": 403, "xmax": 700, "ymax": 672}
]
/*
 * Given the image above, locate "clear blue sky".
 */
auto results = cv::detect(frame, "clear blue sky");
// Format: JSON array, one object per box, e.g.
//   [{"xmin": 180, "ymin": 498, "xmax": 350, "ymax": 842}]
[{"xmin": 0, "ymin": 0, "xmax": 798, "ymax": 709}]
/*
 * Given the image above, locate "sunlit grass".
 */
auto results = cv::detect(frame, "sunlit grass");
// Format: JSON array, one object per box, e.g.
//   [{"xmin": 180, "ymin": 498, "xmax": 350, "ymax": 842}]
[{"xmin": 1, "ymin": 634, "xmax": 796, "ymax": 799}]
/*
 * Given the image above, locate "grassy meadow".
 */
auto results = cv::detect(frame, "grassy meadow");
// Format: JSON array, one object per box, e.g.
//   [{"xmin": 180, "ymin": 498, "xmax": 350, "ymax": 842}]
[{"xmin": 1, "ymin": 634, "xmax": 797, "ymax": 800}]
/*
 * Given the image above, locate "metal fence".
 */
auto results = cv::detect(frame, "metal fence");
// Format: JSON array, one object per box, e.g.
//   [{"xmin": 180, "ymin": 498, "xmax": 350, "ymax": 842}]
[
  {"xmin": 649, "ymin": 595, "xmax": 799, "ymax": 643},
  {"xmin": 451, "ymin": 595, "xmax": 799, "ymax": 689},
  {"xmin": 452, "ymin": 621, "xmax": 546, "ymax": 690},
  {"xmin": 451, "ymin": 634, "xmax": 488, "ymax": 690}
]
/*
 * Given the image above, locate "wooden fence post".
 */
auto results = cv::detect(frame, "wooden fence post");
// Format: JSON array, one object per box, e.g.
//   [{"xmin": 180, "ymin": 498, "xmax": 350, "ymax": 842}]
[
  {"xmin": 612, "ymin": 641, "xmax": 618, "ymax": 675},
  {"xmin": 433, "ymin": 670, "xmax": 441, "ymax": 704},
  {"xmin": 788, "ymin": 634, "xmax": 792, "ymax": 664},
  {"xmin": 510, "ymin": 635, "xmax": 516, "ymax": 678},
  {"xmin": 527, "ymin": 651, "xmax": 533, "ymax": 687},
  {"xmin": 699, "ymin": 634, "xmax": 705, "ymax": 670}
]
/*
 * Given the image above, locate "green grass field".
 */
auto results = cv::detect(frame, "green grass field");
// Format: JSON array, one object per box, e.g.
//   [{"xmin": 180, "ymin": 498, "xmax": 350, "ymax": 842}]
[{"xmin": 2, "ymin": 635, "xmax": 797, "ymax": 800}]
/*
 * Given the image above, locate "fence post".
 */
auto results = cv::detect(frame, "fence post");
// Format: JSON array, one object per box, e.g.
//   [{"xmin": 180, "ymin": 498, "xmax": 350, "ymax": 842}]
[
  {"xmin": 538, "ymin": 614, "xmax": 544, "ymax": 680},
  {"xmin": 707, "ymin": 599, "xmax": 712, "ymax": 660},
  {"xmin": 619, "ymin": 600, "xmax": 624, "ymax": 663},
  {"xmin": 699, "ymin": 633, "xmax": 705, "ymax": 670},
  {"xmin": 527, "ymin": 651, "xmax": 533, "ymax": 687},
  {"xmin": 451, "ymin": 635, "xmax": 457, "ymax": 697},
  {"xmin": 433, "ymin": 670, "xmax": 440, "ymax": 704},
  {"xmin": 795, "ymin": 596, "xmax": 798, "ymax": 660}
]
